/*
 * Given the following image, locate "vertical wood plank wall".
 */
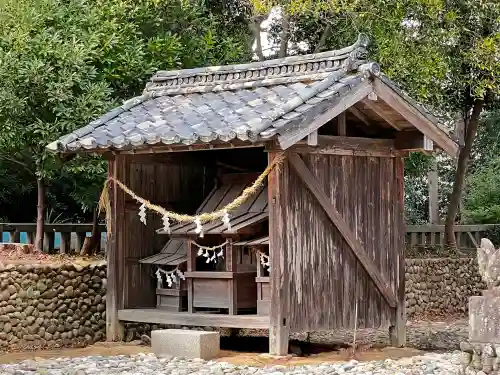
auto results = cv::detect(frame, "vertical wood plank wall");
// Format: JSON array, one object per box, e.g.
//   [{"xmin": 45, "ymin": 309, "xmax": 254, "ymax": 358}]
[
  {"xmin": 116, "ymin": 155, "xmax": 208, "ymax": 310},
  {"xmin": 277, "ymin": 153, "xmax": 404, "ymax": 333}
]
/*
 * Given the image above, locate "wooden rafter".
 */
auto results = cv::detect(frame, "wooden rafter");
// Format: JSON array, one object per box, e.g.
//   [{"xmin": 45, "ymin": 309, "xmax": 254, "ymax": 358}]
[
  {"xmin": 373, "ymin": 79, "xmax": 458, "ymax": 157},
  {"xmin": 288, "ymin": 153, "xmax": 397, "ymax": 308},
  {"xmin": 337, "ymin": 112, "xmax": 347, "ymax": 136},
  {"xmin": 278, "ymin": 82, "xmax": 373, "ymax": 150},
  {"xmin": 362, "ymin": 99, "xmax": 401, "ymax": 130},
  {"xmin": 348, "ymin": 107, "xmax": 372, "ymax": 127}
]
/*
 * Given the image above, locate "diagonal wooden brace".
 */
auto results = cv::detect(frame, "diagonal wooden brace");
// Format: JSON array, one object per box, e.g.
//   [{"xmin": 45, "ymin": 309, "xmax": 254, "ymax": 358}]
[{"xmin": 288, "ymin": 153, "xmax": 397, "ymax": 308}]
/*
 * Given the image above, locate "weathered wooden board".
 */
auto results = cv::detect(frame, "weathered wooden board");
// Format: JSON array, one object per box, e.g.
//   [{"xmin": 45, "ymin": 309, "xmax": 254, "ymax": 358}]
[
  {"xmin": 118, "ymin": 309, "xmax": 269, "ymax": 329},
  {"xmin": 274, "ymin": 153, "xmax": 403, "ymax": 332},
  {"xmin": 119, "ymin": 155, "xmax": 207, "ymax": 310}
]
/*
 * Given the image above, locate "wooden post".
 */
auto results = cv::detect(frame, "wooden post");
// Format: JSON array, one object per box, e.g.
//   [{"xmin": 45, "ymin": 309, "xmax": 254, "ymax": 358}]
[
  {"xmin": 186, "ymin": 241, "xmax": 195, "ymax": 313},
  {"xmin": 60, "ymin": 232, "xmax": 71, "ymax": 254},
  {"xmin": 268, "ymin": 152, "xmax": 290, "ymax": 356},
  {"xmin": 43, "ymin": 232, "xmax": 55, "ymax": 253},
  {"xmin": 337, "ymin": 112, "xmax": 346, "ymax": 136},
  {"xmin": 428, "ymin": 158, "xmax": 439, "ymax": 224},
  {"xmin": 390, "ymin": 157, "xmax": 406, "ymax": 347},
  {"xmin": 26, "ymin": 232, "xmax": 35, "ymax": 245},
  {"xmin": 226, "ymin": 239, "xmax": 238, "ymax": 315},
  {"xmin": 75, "ymin": 232, "xmax": 86, "ymax": 253},
  {"xmin": 8, "ymin": 231, "xmax": 20, "ymax": 243},
  {"xmin": 106, "ymin": 155, "xmax": 125, "ymax": 342}
]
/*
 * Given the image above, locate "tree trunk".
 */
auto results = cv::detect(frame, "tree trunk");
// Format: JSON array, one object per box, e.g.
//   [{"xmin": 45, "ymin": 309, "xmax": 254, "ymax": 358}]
[
  {"xmin": 80, "ymin": 207, "xmax": 100, "ymax": 256},
  {"xmin": 445, "ymin": 99, "xmax": 485, "ymax": 247},
  {"xmin": 251, "ymin": 18, "xmax": 265, "ymax": 61},
  {"xmin": 314, "ymin": 23, "xmax": 331, "ymax": 53},
  {"xmin": 34, "ymin": 177, "xmax": 45, "ymax": 251},
  {"xmin": 278, "ymin": 14, "xmax": 290, "ymax": 58}
]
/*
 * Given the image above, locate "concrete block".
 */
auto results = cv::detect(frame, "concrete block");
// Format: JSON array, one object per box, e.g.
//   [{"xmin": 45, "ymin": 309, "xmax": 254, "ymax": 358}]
[
  {"xmin": 151, "ymin": 329, "xmax": 220, "ymax": 360},
  {"xmin": 469, "ymin": 296, "xmax": 500, "ymax": 343}
]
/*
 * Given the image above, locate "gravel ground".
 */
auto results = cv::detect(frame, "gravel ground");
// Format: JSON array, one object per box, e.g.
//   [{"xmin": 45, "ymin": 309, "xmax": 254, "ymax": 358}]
[
  {"xmin": 0, "ymin": 319, "xmax": 467, "ymax": 374},
  {"xmin": 0, "ymin": 351, "xmax": 461, "ymax": 375}
]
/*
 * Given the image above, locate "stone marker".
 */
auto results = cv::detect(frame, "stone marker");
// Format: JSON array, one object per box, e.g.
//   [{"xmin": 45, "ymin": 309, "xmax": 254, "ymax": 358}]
[
  {"xmin": 151, "ymin": 329, "xmax": 220, "ymax": 360},
  {"xmin": 459, "ymin": 238, "xmax": 500, "ymax": 375}
]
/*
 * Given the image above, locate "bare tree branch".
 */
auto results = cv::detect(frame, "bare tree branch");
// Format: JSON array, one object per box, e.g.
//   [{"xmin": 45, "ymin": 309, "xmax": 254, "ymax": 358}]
[
  {"xmin": 0, "ymin": 154, "xmax": 34, "ymax": 175},
  {"xmin": 314, "ymin": 24, "xmax": 332, "ymax": 53}
]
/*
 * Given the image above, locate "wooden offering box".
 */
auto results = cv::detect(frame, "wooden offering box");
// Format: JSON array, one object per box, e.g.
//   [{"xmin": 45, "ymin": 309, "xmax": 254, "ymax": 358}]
[
  {"xmin": 140, "ymin": 239, "xmax": 188, "ymax": 312},
  {"xmin": 186, "ymin": 240, "xmax": 257, "ymax": 314}
]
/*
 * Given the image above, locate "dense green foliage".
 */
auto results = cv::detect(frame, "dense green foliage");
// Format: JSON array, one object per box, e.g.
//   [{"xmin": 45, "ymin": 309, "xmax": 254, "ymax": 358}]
[
  {"xmin": 0, "ymin": 0, "xmax": 499, "ymax": 228},
  {"xmin": 0, "ymin": 0, "xmax": 252, "ymax": 222},
  {"xmin": 464, "ymin": 157, "xmax": 500, "ymax": 224}
]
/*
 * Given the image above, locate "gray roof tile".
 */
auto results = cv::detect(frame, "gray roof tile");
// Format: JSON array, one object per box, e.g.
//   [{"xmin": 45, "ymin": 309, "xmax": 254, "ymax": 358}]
[{"xmin": 46, "ymin": 34, "xmax": 453, "ymax": 153}]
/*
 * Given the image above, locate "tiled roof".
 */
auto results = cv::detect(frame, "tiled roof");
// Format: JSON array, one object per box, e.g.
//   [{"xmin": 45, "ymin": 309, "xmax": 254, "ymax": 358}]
[
  {"xmin": 46, "ymin": 34, "xmax": 453, "ymax": 152},
  {"xmin": 47, "ymin": 35, "xmax": 378, "ymax": 152}
]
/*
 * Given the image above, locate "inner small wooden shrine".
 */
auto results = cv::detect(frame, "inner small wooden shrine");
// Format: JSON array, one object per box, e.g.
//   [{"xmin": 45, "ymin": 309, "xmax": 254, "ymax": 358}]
[{"xmin": 48, "ymin": 35, "xmax": 459, "ymax": 355}]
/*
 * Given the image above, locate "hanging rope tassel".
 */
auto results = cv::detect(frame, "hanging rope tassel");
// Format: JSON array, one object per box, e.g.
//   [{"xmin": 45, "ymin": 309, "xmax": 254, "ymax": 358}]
[
  {"xmin": 96, "ymin": 153, "xmax": 285, "ymax": 238},
  {"xmin": 98, "ymin": 180, "xmax": 112, "ymax": 235}
]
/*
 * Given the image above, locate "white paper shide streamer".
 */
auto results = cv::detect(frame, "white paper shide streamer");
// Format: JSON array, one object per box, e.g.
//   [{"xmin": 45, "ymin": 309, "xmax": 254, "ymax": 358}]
[
  {"xmin": 222, "ymin": 209, "xmax": 231, "ymax": 231},
  {"xmin": 193, "ymin": 241, "xmax": 227, "ymax": 264},
  {"xmin": 156, "ymin": 267, "xmax": 185, "ymax": 288},
  {"xmin": 194, "ymin": 217, "xmax": 204, "ymax": 238},
  {"xmin": 162, "ymin": 214, "xmax": 171, "ymax": 234},
  {"xmin": 258, "ymin": 251, "xmax": 270, "ymax": 270},
  {"xmin": 138, "ymin": 203, "xmax": 147, "ymax": 225}
]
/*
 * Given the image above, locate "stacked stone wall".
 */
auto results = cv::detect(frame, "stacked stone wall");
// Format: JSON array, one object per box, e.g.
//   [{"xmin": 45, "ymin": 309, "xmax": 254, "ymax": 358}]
[
  {"xmin": 405, "ymin": 257, "xmax": 485, "ymax": 317},
  {"xmin": 0, "ymin": 257, "xmax": 485, "ymax": 349},
  {"xmin": 0, "ymin": 262, "xmax": 106, "ymax": 350}
]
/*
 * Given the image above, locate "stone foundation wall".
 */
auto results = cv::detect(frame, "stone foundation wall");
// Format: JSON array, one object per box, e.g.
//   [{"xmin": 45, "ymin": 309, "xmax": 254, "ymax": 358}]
[
  {"xmin": 0, "ymin": 262, "xmax": 106, "ymax": 350},
  {"xmin": 405, "ymin": 258, "xmax": 485, "ymax": 317},
  {"xmin": 0, "ymin": 257, "xmax": 483, "ymax": 349}
]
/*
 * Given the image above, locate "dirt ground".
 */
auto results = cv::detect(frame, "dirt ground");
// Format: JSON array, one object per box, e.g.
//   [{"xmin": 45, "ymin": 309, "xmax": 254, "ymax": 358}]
[
  {"xmin": 0, "ymin": 341, "xmax": 423, "ymax": 367},
  {"xmin": 0, "ymin": 318, "xmax": 467, "ymax": 366}
]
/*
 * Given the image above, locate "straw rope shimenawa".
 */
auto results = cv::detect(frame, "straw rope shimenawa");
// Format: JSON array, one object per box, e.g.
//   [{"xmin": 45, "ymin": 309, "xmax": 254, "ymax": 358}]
[{"xmin": 98, "ymin": 152, "xmax": 286, "ymax": 234}]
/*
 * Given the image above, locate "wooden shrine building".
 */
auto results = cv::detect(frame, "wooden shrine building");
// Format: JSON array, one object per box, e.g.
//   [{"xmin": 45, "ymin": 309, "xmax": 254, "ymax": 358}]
[{"xmin": 48, "ymin": 35, "xmax": 458, "ymax": 355}]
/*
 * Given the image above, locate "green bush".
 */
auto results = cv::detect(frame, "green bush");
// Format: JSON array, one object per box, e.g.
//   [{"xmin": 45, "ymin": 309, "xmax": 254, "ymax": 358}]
[{"xmin": 464, "ymin": 157, "xmax": 500, "ymax": 224}]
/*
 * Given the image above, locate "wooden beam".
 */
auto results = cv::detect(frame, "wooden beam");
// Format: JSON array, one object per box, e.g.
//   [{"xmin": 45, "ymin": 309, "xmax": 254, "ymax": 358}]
[
  {"xmin": 395, "ymin": 131, "xmax": 433, "ymax": 153},
  {"xmin": 428, "ymin": 158, "xmax": 439, "ymax": 224},
  {"xmin": 337, "ymin": 112, "xmax": 346, "ymax": 136},
  {"xmin": 106, "ymin": 156, "xmax": 125, "ymax": 342},
  {"xmin": 268, "ymin": 152, "xmax": 290, "ymax": 356},
  {"xmin": 226, "ymin": 239, "xmax": 238, "ymax": 315},
  {"xmin": 389, "ymin": 157, "xmax": 406, "ymax": 347},
  {"xmin": 373, "ymin": 79, "xmax": 458, "ymax": 157},
  {"xmin": 361, "ymin": 99, "xmax": 401, "ymax": 130},
  {"xmin": 187, "ymin": 241, "xmax": 195, "ymax": 313},
  {"xmin": 118, "ymin": 309, "xmax": 270, "ymax": 329},
  {"xmin": 348, "ymin": 107, "xmax": 372, "ymax": 127},
  {"xmin": 288, "ymin": 154, "xmax": 397, "ymax": 308},
  {"xmin": 278, "ymin": 82, "xmax": 373, "ymax": 150},
  {"xmin": 270, "ymin": 136, "xmax": 407, "ymax": 157}
]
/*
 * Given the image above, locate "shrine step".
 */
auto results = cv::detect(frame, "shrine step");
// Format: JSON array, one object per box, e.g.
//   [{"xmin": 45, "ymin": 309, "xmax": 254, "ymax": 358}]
[{"xmin": 151, "ymin": 329, "xmax": 220, "ymax": 360}]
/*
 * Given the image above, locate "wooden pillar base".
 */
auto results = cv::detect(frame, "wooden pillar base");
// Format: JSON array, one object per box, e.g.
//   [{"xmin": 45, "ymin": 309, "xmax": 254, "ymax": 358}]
[
  {"xmin": 389, "ymin": 305, "xmax": 406, "ymax": 347},
  {"xmin": 106, "ymin": 319, "xmax": 124, "ymax": 342},
  {"xmin": 269, "ymin": 325, "xmax": 290, "ymax": 356}
]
